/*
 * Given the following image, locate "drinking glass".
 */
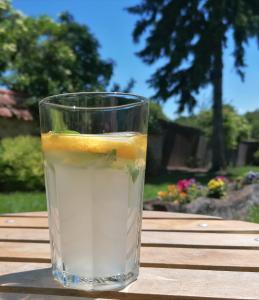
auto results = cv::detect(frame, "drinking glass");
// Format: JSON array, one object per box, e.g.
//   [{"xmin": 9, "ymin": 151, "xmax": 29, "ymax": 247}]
[{"xmin": 39, "ymin": 92, "xmax": 149, "ymax": 291}]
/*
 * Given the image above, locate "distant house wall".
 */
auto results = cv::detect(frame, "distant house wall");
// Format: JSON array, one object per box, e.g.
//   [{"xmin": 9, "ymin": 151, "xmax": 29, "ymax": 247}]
[
  {"xmin": 146, "ymin": 121, "xmax": 210, "ymax": 175},
  {"xmin": 236, "ymin": 141, "xmax": 259, "ymax": 166}
]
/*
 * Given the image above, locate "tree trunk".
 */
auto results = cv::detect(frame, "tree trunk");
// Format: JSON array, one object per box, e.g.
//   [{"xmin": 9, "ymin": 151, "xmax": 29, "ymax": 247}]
[{"xmin": 211, "ymin": 38, "xmax": 226, "ymax": 171}]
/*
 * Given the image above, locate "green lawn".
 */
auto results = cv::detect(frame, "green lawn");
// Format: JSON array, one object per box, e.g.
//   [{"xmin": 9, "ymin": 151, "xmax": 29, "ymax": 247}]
[
  {"xmin": 0, "ymin": 192, "xmax": 46, "ymax": 213},
  {"xmin": 1, "ymin": 166, "xmax": 259, "ymax": 216},
  {"xmin": 248, "ymin": 206, "xmax": 259, "ymax": 223},
  {"xmin": 227, "ymin": 165, "xmax": 259, "ymax": 178},
  {"xmin": 144, "ymin": 166, "xmax": 259, "ymax": 200}
]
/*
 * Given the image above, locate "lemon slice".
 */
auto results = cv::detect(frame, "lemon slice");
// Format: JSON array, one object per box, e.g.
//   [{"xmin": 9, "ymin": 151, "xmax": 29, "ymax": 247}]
[{"xmin": 41, "ymin": 132, "xmax": 147, "ymax": 160}]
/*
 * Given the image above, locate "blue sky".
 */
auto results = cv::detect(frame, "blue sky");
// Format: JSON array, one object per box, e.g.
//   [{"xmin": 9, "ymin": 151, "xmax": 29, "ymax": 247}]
[{"xmin": 12, "ymin": 0, "xmax": 259, "ymax": 119}]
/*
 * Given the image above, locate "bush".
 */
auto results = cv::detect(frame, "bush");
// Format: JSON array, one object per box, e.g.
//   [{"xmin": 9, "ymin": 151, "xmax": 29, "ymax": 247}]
[
  {"xmin": 0, "ymin": 136, "xmax": 44, "ymax": 190},
  {"xmin": 148, "ymin": 102, "xmax": 167, "ymax": 134},
  {"xmin": 254, "ymin": 149, "xmax": 259, "ymax": 165}
]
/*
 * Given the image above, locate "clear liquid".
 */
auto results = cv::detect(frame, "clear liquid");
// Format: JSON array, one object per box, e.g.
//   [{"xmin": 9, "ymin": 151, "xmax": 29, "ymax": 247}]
[{"xmin": 43, "ymin": 132, "xmax": 146, "ymax": 290}]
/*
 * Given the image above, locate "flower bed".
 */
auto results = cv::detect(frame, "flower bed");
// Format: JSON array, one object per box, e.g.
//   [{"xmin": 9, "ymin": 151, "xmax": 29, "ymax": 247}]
[{"xmin": 144, "ymin": 171, "xmax": 259, "ymax": 219}]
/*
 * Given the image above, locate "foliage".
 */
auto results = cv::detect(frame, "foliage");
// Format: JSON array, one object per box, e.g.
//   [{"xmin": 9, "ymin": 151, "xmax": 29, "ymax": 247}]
[
  {"xmin": 127, "ymin": 0, "xmax": 259, "ymax": 111},
  {"xmin": 0, "ymin": 192, "xmax": 46, "ymax": 213},
  {"xmin": 254, "ymin": 150, "xmax": 259, "ymax": 165},
  {"xmin": 245, "ymin": 109, "xmax": 259, "ymax": 140},
  {"xmin": 207, "ymin": 176, "xmax": 227, "ymax": 198},
  {"xmin": 248, "ymin": 205, "xmax": 259, "ymax": 224},
  {"xmin": 0, "ymin": 1, "xmax": 113, "ymax": 104},
  {"xmin": 156, "ymin": 170, "xmax": 259, "ymax": 203},
  {"xmin": 176, "ymin": 105, "xmax": 251, "ymax": 150},
  {"xmin": 148, "ymin": 102, "xmax": 167, "ymax": 134},
  {"xmin": 110, "ymin": 79, "xmax": 136, "ymax": 93},
  {"xmin": 128, "ymin": 0, "xmax": 259, "ymax": 170},
  {"xmin": 0, "ymin": 136, "xmax": 44, "ymax": 190},
  {"xmin": 227, "ymin": 165, "xmax": 259, "ymax": 178}
]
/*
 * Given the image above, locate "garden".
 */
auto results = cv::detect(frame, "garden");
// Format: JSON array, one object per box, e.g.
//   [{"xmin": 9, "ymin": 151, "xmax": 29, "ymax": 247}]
[
  {"xmin": 1, "ymin": 0, "xmax": 259, "ymax": 225},
  {"xmin": 144, "ymin": 170, "xmax": 259, "ymax": 221},
  {"xmin": 1, "ymin": 135, "xmax": 259, "ymax": 222}
]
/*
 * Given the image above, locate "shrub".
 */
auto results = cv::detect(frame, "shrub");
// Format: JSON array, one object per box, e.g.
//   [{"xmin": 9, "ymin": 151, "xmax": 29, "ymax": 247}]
[
  {"xmin": 0, "ymin": 136, "xmax": 44, "ymax": 190},
  {"xmin": 148, "ymin": 102, "xmax": 167, "ymax": 134},
  {"xmin": 254, "ymin": 150, "xmax": 259, "ymax": 166}
]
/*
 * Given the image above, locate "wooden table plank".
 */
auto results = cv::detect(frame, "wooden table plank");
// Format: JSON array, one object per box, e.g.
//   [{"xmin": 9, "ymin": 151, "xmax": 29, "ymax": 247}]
[
  {"xmin": 1, "ymin": 212, "xmax": 259, "ymax": 299},
  {"xmin": 0, "ymin": 242, "xmax": 50, "ymax": 263},
  {"xmin": 0, "ymin": 262, "xmax": 259, "ymax": 299},
  {"xmin": 142, "ymin": 219, "xmax": 259, "ymax": 233},
  {"xmin": 2, "ymin": 217, "xmax": 259, "ymax": 234},
  {"xmin": 140, "ymin": 247, "xmax": 259, "ymax": 272},
  {"xmin": 0, "ymin": 217, "xmax": 48, "ymax": 229},
  {"xmin": 2, "ymin": 227, "xmax": 259, "ymax": 249},
  {"xmin": 0, "ymin": 293, "xmax": 100, "ymax": 299},
  {"xmin": 141, "ymin": 231, "xmax": 259, "ymax": 249},
  {"xmin": 1, "ymin": 242, "xmax": 259, "ymax": 272},
  {"xmin": 0, "ymin": 228, "xmax": 49, "ymax": 243},
  {"xmin": 0, "ymin": 211, "xmax": 222, "ymax": 220},
  {"xmin": 0, "ymin": 212, "xmax": 48, "ymax": 218},
  {"xmin": 0, "ymin": 213, "xmax": 222, "ymax": 230},
  {"xmin": 142, "ymin": 211, "xmax": 221, "ymax": 220}
]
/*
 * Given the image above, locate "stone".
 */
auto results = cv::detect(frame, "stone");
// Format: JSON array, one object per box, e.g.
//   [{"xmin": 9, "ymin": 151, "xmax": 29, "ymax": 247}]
[{"xmin": 144, "ymin": 184, "xmax": 259, "ymax": 220}]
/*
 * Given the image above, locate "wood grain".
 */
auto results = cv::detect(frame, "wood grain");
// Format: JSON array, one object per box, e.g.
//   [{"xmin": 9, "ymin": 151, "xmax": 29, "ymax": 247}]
[
  {"xmin": 1, "ymin": 242, "xmax": 259, "ymax": 272},
  {"xmin": 142, "ymin": 219, "xmax": 259, "ymax": 233},
  {"xmin": 2, "ymin": 217, "xmax": 259, "ymax": 234},
  {"xmin": 1, "ymin": 212, "xmax": 259, "ymax": 299},
  {"xmin": 0, "ymin": 262, "xmax": 259, "ymax": 299},
  {"xmin": 0, "ymin": 210, "xmax": 222, "ymax": 220},
  {"xmin": 2, "ymin": 227, "xmax": 259, "ymax": 249},
  {"xmin": 140, "ymin": 247, "xmax": 259, "ymax": 272},
  {"xmin": 141, "ymin": 231, "xmax": 259, "ymax": 249},
  {"xmin": 0, "ymin": 228, "xmax": 49, "ymax": 243},
  {"xmin": 142, "ymin": 211, "xmax": 221, "ymax": 220},
  {"xmin": 0, "ymin": 212, "xmax": 48, "ymax": 218},
  {"xmin": 0, "ymin": 217, "xmax": 48, "ymax": 229},
  {"xmin": 0, "ymin": 293, "xmax": 100, "ymax": 299}
]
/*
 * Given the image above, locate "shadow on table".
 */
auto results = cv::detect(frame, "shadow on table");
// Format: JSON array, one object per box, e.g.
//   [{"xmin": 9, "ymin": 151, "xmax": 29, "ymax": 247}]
[{"xmin": 0, "ymin": 267, "xmax": 106, "ymax": 300}]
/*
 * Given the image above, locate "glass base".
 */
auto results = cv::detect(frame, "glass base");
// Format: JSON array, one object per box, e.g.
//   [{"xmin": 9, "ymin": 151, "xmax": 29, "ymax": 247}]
[{"xmin": 52, "ymin": 264, "xmax": 139, "ymax": 291}]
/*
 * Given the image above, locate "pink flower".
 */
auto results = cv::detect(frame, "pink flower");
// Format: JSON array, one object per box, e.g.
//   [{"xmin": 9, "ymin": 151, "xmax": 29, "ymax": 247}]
[
  {"xmin": 216, "ymin": 176, "xmax": 227, "ymax": 182},
  {"xmin": 177, "ymin": 179, "xmax": 195, "ymax": 192}
]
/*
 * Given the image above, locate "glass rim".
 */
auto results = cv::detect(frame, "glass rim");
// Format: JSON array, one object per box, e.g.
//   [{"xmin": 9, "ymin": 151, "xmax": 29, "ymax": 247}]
[{"xmin": 39, "ymin": 92, "xmax": 149, "ymax": 111}]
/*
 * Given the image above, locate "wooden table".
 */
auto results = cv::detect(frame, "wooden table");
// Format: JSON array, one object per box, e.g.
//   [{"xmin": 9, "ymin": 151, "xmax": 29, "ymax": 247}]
[{"xmin": 1, "ymin": 211, "xmax": 259, "ymax": 299}]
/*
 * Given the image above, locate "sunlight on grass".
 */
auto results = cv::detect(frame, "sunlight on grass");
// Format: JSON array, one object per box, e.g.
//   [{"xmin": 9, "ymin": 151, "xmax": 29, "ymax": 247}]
[
  {"xmin": 248, "ymin": 206, "xmax": 259, "ymax": 224},
  {"xmin": 227, "ymin": 166, "xmax": 259, "ymax": 178},
  {"xmin": 0, "ymin": 192, "xmax": 46, "ymax": 213}
]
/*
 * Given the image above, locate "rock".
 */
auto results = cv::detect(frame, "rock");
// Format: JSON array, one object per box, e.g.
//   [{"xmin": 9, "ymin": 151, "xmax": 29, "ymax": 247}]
[
  {"xmin": 144, "ymin": 184, "xmax": 259, "ymax": 220},
  {"xmin": 185, "ymin": 184, "xmax": 259, "ymax": 219}
]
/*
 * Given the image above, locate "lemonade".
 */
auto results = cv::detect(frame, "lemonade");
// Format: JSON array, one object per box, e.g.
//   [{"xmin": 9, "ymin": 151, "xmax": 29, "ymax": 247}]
[{"xmin": 42, "ymin": 131, "xmax": 147, "ymax": 289}]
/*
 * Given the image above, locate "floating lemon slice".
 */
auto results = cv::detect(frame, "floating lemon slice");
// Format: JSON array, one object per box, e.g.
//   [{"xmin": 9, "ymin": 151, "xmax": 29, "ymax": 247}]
[{"xmin": 41, "ymin": 132, "xmax": 147, "ymax": 160}]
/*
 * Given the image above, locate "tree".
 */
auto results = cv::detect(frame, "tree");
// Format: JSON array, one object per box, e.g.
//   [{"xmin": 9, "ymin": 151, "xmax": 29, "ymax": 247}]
[
  {"xmin": 110, "ymin": 78, "xmax": 136, "ymax": 93},
  {"xmin": 148, "ymin": 102, "xmax": 167, "ymax": 134},
  {"xmin": 128, "ymin": 0, "xmax": 259, "ymax": 171},
  {"xmin": 176, "ymin": 105, "xmax": 251, "ymax": 152},
  {"xmin": 245, "ymin": 109, "xmax": 259, "ymax": 140},
  {"xmin": 0, "ymin": 1, "xmax": 113, "ymax": 101}
]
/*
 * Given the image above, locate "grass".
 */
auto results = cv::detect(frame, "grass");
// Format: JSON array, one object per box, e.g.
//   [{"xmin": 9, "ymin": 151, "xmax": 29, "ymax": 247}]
[
  {"xmin": 144, "ymin": 166, "xmax": 259, "ymax": 200},
  {"xmin": 0, "ymin": 192, "xmax": 46, "ymax": 214},
  {"xmin": 248, "ymin": 206, "xmax": 259, "ymax": 223},
  {"xmin": 1, "ymin": 166, "xmax": 259, "ymax": 214},
  {"xmin": 227, "ymin": 165, "xmax": 259, "ymax": 178}
]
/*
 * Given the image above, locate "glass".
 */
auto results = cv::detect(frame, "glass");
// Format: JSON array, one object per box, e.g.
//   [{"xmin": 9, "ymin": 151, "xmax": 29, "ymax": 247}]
[{"xmin": 39, "ymin": 92, "xmax": 149, "ymax": 291}]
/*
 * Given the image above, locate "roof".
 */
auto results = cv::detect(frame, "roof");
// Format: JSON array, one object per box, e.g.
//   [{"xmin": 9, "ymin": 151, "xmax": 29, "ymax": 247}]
[{"xmin": 0, "ymin": 89, "xmax": 33, "ymax": 121}]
